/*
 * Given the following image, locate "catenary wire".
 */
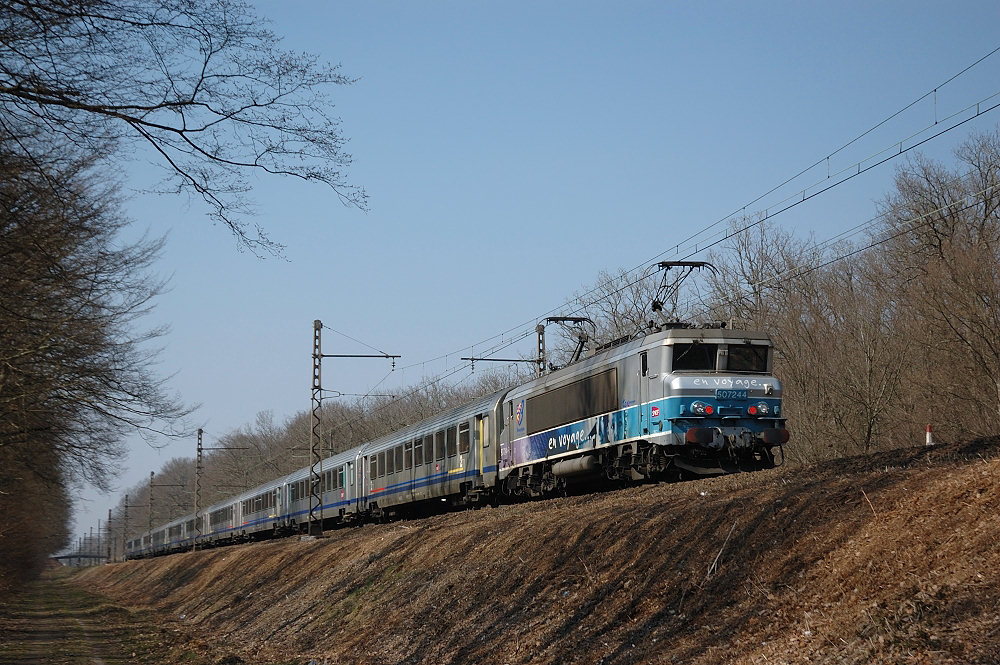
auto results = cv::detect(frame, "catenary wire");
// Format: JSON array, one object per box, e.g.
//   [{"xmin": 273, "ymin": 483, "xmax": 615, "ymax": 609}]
[{"xmin": 407, "ymin": 69, "xmax": 1000, "ymax": 376}]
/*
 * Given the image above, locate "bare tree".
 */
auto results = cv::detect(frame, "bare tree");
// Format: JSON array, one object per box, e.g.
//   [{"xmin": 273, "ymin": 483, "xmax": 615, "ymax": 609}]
[
  {"xmin": 0, "ymin": 134, "xmax": 191, "ymax": 581},
  {"xmin": 0, "ymin": 140, "xmax": 192, "ymax": 490},
  {"xmin": 210, "ymin": 411, "xmax": 292, "ymax": 490},
  {"xmin": 0, "ymin": 444, "xmax": 71, "ymax": 589},
  {"xmin": 545, "ymin": 267, "xmax": 667, "ymax": 366},
  {"xmin": 878, "ymin": 130, "xmax": 1000, "ymax": 436},
  {"xmin": 702, "ymin": 218, "xmax": 811, "ymax": 331},
  {"xmin": 700, "ymin": 219, "xmax": 915, "ymax": 460},
  {"xmin": 0, "ymin": 0, "xmax": 366, "ymax": 253}
]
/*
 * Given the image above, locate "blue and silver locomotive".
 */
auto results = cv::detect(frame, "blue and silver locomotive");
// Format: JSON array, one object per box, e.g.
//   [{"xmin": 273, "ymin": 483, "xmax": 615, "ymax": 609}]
[{"xmin": 498, "ymin": 324, "xmax": 788, "ymax": 497}]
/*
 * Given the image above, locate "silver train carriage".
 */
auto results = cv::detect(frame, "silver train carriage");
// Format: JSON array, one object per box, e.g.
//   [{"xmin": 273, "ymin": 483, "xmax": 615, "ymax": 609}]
[{"xmin": 126, "ymin": 326, "xmax": 787, "ymax": 558}]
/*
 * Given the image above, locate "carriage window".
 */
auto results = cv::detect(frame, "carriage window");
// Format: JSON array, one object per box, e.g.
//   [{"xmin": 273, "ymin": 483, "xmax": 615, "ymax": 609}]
[
  {"xmin": 395, "ymin": 445, "xmax": 404, "ymax": 472},
  {"xmin": 459, "ymin": 422, "xmax": 470, "ymax": 454},
  {"xmin": 414, "ymin": 438, "xmax": 424, "ymax": 466},
  {"xmin": 386, "ymin": 448, "xmax": 394, "ymax": 475},
  {"xmin": 435, "ymin": 430, "xmax": 446, "ymax": 461},
  {"xmin": 378, "ymin": 451, "xmax": 387, "ymax": 477},
  {"xmin": 446, "ymin": 426, "xmax": 457, "ymax": 457},
  {"xmin": 727, "ymin": 344, "xmax": 768, "ymax": 372},
  {"xmin": 404, "ymin": 442, "xmax": 413, "ymax": 469},
  {"xmin": 671, "ymin": 343, "xmax": 718, "ymax": 371},
  {"xmin": 369, "ymin": 456, "xmax": 377, "ymax": 480}
]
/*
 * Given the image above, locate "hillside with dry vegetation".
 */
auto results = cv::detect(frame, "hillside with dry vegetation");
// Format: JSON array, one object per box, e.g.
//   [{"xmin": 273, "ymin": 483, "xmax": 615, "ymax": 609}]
[{"xmin": 13, "ymin": 436, "xmax": 989, "ymax": 665}]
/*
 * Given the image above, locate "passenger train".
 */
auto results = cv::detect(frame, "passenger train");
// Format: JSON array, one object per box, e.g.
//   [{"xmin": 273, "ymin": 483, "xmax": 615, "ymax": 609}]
[{"xmin": 126, "ymin": 324, "xmax": 788, "ymax": 558}]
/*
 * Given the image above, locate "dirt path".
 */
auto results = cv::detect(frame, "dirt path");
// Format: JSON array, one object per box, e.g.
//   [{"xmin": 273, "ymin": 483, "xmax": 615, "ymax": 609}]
[{"xmin": 0, "ymin": 569, "xmax": 243, "ymax": 665}]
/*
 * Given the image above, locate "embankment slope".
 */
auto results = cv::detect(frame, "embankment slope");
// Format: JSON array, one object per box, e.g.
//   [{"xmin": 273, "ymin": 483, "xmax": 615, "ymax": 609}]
[{"xmin": 77, "ymin": 439, "xmax": 1000, "ymax": 664}]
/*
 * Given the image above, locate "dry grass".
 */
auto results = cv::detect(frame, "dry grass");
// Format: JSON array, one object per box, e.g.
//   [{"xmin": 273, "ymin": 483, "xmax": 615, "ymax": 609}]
[{"xmin": 63, "ymin": 437, "xmax": 1000, "ymax": 664}]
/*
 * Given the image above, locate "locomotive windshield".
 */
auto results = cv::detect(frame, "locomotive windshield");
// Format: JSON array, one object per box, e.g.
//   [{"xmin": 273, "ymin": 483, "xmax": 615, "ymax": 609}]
[
  {"xmin": 727, "ymin": 344, "xmax": 768, "ymax": 372},
  {"xmin": 670, "ymin": 342, "xmax": 769, "ymax": 372},
  {"xmin": 671, "ymin": 343, "xmax": 717, "ymax": 371}
]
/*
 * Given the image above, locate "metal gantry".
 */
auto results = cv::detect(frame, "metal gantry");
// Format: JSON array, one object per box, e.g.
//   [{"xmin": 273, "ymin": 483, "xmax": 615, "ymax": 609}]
[
  {"xmin": 460, "ymin": 317, "xmax": 594, "ymax": 376},
  {"xmin": 309, "ymin": 321, "xmax": 323, "ymax": 536},
  {"xmin": 191, "ymin": 429, "xmax": 248, "ymax": 550},
  {"xmin": 194, "ymin": 428, "xmax": 203, "ymax": 550},
  {"xmin": 309, "ymin": 320, "xmax": 399, "ymax": 537}
]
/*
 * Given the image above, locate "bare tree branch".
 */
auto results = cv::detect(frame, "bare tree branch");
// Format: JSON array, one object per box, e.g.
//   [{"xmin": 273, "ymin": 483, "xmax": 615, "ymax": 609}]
[{"xmin": 0, "ymin": 0, "xmax": 366, "ymax": 254}]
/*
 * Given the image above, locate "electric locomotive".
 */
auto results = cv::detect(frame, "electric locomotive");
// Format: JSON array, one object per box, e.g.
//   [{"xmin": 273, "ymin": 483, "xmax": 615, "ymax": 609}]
[{"xmin": 498, "ymin": 324, "xmax": 787, "ymax": 497}]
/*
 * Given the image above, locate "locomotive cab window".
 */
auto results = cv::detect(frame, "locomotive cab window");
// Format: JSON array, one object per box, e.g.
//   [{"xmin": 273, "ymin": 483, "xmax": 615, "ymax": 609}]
[
  {"xmin": 671, "ymin": 343, "xmax": 718, "ymax": 371},
  {"xmin": 726, "ymin": 344, "xmax": 768, "ymax": 372}
]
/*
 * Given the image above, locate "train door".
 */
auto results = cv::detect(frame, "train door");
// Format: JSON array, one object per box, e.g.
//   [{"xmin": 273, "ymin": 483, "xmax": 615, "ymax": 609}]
[
  {"xmin": 276, "ymin": 483, "xmax": 283, "ymax": 523},
  {"xmin": 404, "ymin": 440, "xmax": 415, "ymax": 505},
  {"xmin": 476, "ymin": 414, "xmax": 486, "ymax": 475},
  {"xmin": 354, "ymin": 452, "xmax": 366, "ymax": 514},
  {"xmin": 458, "ymin": 421, "xmax": 471, "ymax": 480},
  {"xmin": 638, "ymin": 351, "xmax": 649, "ymax": 436},
  {"xmin": 366, "ymin": 452, "xmax": 374, "ymax": 509},
  {"xmin": 346, "ymin": 459, "xmax": 356, "ymax": 515},
  {"xmin": 434, "ymin": 429, "xmax": 446, "ymax": 497}
]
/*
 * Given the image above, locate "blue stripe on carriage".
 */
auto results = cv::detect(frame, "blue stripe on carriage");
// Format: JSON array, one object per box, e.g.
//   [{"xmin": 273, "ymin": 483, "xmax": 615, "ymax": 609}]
[{"xmin": 135, "ymin": 465, "xmax": 499, "ymax": 554}]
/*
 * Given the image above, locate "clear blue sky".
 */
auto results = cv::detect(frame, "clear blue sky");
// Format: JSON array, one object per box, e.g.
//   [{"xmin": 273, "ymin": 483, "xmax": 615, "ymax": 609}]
[{"xmin": 73, "ymin": 0, "xmax": 1000, "ymax": 539}]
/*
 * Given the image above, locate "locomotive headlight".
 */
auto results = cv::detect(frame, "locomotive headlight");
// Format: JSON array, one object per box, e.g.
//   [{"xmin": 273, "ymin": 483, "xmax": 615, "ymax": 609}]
[
  {"xmin": 755, "ymin": 402, "xmax": 769, "ymax": 416},
  {"xmin": 691, "ymin": 401, "xmax": 714, "ymax": 416}
]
